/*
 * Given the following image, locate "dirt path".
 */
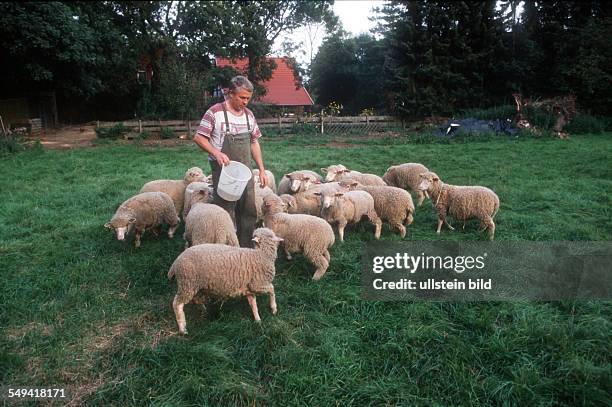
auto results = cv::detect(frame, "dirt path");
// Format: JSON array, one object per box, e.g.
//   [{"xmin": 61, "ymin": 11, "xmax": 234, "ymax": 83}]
[{"xmin": 36, "ymin": 125, "xmax": 97, "ymax": 149}]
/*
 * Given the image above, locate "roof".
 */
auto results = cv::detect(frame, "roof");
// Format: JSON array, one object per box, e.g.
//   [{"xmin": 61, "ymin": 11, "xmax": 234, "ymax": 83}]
[{"xmin": 215, "ymin": 57, "xmax": 314, "ymax": 106}]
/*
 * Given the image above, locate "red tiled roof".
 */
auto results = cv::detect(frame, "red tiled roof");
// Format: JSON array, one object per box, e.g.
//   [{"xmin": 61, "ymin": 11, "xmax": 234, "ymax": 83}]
[{"xmin": 216, "ymin": 57, "xmax": 314, "ymax": 106}]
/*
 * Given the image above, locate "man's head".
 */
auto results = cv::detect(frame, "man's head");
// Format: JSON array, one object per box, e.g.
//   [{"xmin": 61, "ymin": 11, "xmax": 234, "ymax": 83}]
[{"xmin": 227, "ymin": 75, "xmax": 254, "ymax": 111}]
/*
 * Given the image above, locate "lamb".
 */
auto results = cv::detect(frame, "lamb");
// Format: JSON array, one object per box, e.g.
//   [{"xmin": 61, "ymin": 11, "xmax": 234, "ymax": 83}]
[
  {"xmin": 321, "ymin": 164, "xmax": 386, "ymax": 186},
  {"xmin": 418, "ymin": 171, "xmax": 500, "ymax": 240},
  {"xmin": 182, "ymin": 176, "xmax": 214, "ymax": 218},
  {"xmin": 289, "ymin": 181, "xmax": 355, "ymax": 216},
  {"xmin": 183, "ymin": 189, "xmax": 239, "ymax": 248},
  {"xmin": 140, "ymin": 167, "xmax": 206, "ymax": 216},
  {"xmin": 277, "ymin": 170, "xmax": 323, "ymax": 195},
  {"xmin": 341, "ymin": 181, "xmax": 415, "ymax": 238},
  {"xmin": 168, "ymin": 227, "xmax": 284, "ymax": 334},
  {"xmin": 105, "ymin": 191, "xmax": 180, "ymax": 247},
  {"xmin": 252, "ymin": 169, "xmax": 277, "ymax": 193},
  {"xmin": 317, "ymin": 189, "xmax": 382, "ymax": 242},
  {"xmin": 254, "ymin": 185, "xmax": 277, "ymax": 224},
  {"xmin": 382, "ymin": 163, "xmax": 430, "ymax": 206},
  {"xmin": 262, "ymin": 195, "xmax": 335, "ymax": 281}
]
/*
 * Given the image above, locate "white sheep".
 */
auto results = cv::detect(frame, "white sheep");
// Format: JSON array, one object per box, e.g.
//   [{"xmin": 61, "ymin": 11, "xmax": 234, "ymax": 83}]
[
  {"xmin": 341, "ymin": 181, "xmax": 415, "ymax": 238},
  {"xmin": 277, "ymin": 170, "xmax": 323, "ymax": 195},
  {"xmin": 321, "ymin": 164, "xmax": 386, "ymax": 186},
  {"xmin": 418, "ymin": 171, "xmax": 500, "ymax": 240},
  {"xmin": 183, "ymin": 189, "xmax": 239, "ymax": 248},
  {"xmin": 140, "ymin": 167, "xmax": 206, "ymax": 216},
  {"xmin": 317, "ymin": 189, "xmax": 382, "ymax": 242},
  {"xmin": 105, "ymin": 191, "xmax": 180, "ymax": 247},
  {"xmin": 382, "ymin": 163, "xmax": 430, "ymax": 206},
  {"xmin": 254, "ymin": 185, "xmax": 277, "ymax": 225},
  {"xmin": 263, "ymin": 195, "xmax": 335, "ymax": 281},
  {"xmin": 168, "ymin": 227, "xmax": 284, "ymax": 334},
  {"xmin": 288, "ymin": 181, "xmax": 354, "ymax": 216},
  {"xmin": 182, "ymin": 176, "xmax": 214, "ymax": 218},
  {"xmin": 252, "ymin": 169, "xmax": 277, "ymax": 193},
  {"xmin": 279, "ymin": 194, "xmax": 298, "ymax": 214}
]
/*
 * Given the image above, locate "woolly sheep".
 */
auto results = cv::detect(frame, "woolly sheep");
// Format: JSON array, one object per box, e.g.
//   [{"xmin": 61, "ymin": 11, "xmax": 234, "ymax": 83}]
[
  {"xmin": 321, "ymin": 164, "xmax": 386, "ymax": 186},
  {"xmin": 254, "ymin": 185, "xmax": 277, "ymax": 224},
  {"xmin": 263, "ymin": 195, "xmax": 335, "ymax": 280},
  {"xmin": 289, "ymin": 181, "xmax": 355, "ymax": 216},
  {"xmin": 183, "ymin": 189, "xmax": 239, "ymax": 248},
  {"xmin": 182, "ymin": 176, "xmax": 214, "ymax": 218},
  {"xmin": 105, "ymin": 191, "xmax": 180, "ymax": 248},
  {"xmin": 418, "ymin": 171, "xmax": 500, "ymax": 240},
  {"xmin": 341, "ymin": 181, "xmax": 415, "ymax": 238},
  {"xmin": 317, "ymin": 189, "xmax": 382, "ymax": 242},
  {"xmin": 140, "ymin": 167, "xmax": 206, "ymax": 216},
  {"xmin": 279, "ymin": 194, "xmax": 298, "ymax": 214},
  {"xmin": 252, "ymin": 169, "xmax": 277, "ymax": 193},
  {"xmin": 382, "ymin": 163, "xmax": 430, "ymax": 206},
  {"xmin": 277, "ymin": 170, "xmax": 323, "ymax": 195},
  {"xmin": 168, "ymin": 227, "xmax": 284, "ymax": 334}
]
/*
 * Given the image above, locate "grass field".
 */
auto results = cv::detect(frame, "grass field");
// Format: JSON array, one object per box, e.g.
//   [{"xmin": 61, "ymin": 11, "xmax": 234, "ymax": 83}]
[{"xmin": 1, "ymin": 133, "xmax": 611, "ymax": 406}]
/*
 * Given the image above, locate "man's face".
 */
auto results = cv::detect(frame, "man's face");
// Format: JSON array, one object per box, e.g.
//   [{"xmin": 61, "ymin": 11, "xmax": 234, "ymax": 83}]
[{"xmin": 228, "ymin": 88, "xmax": 252, "ymax": 111}]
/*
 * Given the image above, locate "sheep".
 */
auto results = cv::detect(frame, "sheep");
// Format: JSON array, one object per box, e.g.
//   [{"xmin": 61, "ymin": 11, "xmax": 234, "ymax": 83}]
[
  {"xmin": 105, "ymin": 191, "xmax": 180, "ymax": 248},
  {"xmin": 341, "ymin": 181, "xmax": 415, "ymax": 238},
  {"xmin": 418, "ymin": 171, "xmax": 500, "ymax": 240},
  {"xmin": 182, "ymin": 176, "xmax": 214, "ymax": 218},
  {"xmin": 289, "ymin": 181, "xmax": 355, "ymax": 216},
  {"xmin": 252, "ymin": 169, "xmax": 277, "ymax": 193},
  {"xmin": 254, "ymin": 185, "xmax": 277, "ymax": 224},
  {"xmin": 317, "ymin": 189, "xmax": 382, "ymax": 242},
  {"xmin": 382, "ymin": 163, "xmax": 430, "ymax": 206},
  {"xmin": 168, "ymin": 227, "xmax": 284, "ymax": 334},
  {"xmin": 279, "ymin": 194, "xmax": 298, "ymax": 214},
  {"xmin": 277, "ymin": 170, "xmax": 323, "ymax": 195},
  {"xmin": 262, "ymin": 195, "xmax": 335, "ymax": 281},
  {"xmin": 140, "ymin": 167, "xmax": 206, "ymax": 216},
  {"xmin": 183, "ymin": 189, "xmax": 239, "ymax": 248},
  {"xmin": 321, "ymin": 164, "xmax": 386, "ymax": 186}
]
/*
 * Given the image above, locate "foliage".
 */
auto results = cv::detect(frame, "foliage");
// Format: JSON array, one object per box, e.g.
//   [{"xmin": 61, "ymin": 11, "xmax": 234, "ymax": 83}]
[
  {"xmin": 159, "ymin": 127, "xmax": 176, "ymax": 139},
  {"xmin": 0, "ymin": 134, "xmax": 611, "ymax": 405},
  {"xmin": 564, "ymin": 114, "xmax": 607, "ymax": 135},
  {"xmin": 95, "ymin": 123, "xmax": 129, "ymax": 139}
]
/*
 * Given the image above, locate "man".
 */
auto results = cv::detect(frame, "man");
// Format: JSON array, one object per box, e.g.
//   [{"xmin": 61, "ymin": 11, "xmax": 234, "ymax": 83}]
[{"xmin": 194, "ymin": 75, "xmax": 268, "ymax": 247}]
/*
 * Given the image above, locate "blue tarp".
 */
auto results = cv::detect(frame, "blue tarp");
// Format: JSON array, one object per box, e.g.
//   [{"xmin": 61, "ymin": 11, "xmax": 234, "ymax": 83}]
[{"xmin": 433, "ymin": 118, "xmax": 520, "ymax": 138}]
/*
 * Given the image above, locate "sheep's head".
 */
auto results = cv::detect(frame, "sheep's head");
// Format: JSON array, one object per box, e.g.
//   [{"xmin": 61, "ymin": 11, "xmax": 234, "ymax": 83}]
[
  {"xmin": 263, "ymin": 194, "xmax": 287, "ymax": 215},
  {"xmin": 338, "ymin": 180, "xmax": 361, "ymax": 190},
  {"xmin": 184, "ymin": 167, "xmax": 206, "ymax": 184},
  {"xmin": 279, "ymin": 194, "xmax": 297, "ymax": 213},
  {"xmin": 321, "ymin": 164, "xmax": 348, "ymax": 182},
  {"xmin": 382, "ymin": 166, "xmax": 396, "ymax": 185},
  {"xmin": 285, "ymin": 171, "xmax": 315, "ymax": 193},
  {"xmin": 189, "ymin": 188, "xmax": 210, "ymax": 206},
  {"xmin": 418, "ymin": 172, "xmax": 440, "ymax": 192},
  {"xmin": 314, "ymin": 190, "xmax": 344, "ymax": 209},
  {"xmin": 105, "ymin": 218, "xmax": 136, "ymax": 240},
  {"xmin": 251, "ymin": 227, "xmax": 283, "ymax": 247}
]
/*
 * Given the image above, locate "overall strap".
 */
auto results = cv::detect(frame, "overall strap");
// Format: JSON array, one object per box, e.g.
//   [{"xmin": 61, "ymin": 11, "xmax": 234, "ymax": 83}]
[
  {"xmin": 245, "ymin": 109, "xmax": 250, "ymax": 131},
  {"xmin": 222, "ymin": 102, "xmax": 230, "ymax": 133}
]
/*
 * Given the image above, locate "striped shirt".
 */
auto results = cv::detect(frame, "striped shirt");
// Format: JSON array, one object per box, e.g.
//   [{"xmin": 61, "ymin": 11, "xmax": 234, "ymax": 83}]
[{"xmin": 196, "ymin": 102, "xmax": 262, "ymax": 160}]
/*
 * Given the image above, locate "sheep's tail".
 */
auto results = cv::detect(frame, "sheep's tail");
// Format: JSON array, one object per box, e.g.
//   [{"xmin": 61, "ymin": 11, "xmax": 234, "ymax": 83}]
[
  {"xmin": 492, "ymin": 195, "xmax": 500, "ymax": 219},
  {"xmin": 167, "ymin": 264, "xmax": 176, "ymax": 280},
  {"xmin": 404, "ymin": 207, "xmax": 414, "ymax": 226}
]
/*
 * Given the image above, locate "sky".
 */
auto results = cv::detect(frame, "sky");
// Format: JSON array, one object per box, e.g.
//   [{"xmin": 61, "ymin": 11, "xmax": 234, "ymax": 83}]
[{"xmin": 273, "ymin": 0, "xmax": 386, "ymax": 68}]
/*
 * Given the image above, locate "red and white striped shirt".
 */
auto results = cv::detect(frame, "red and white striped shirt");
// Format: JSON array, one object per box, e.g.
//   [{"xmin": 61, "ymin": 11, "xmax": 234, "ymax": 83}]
[{"xmin": 196, "ymin": 102, "xmax": 262, "ymax": 159}]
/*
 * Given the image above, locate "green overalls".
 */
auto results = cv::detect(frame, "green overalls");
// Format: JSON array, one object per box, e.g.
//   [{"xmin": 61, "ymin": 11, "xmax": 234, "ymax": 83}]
[{"xmin": 210, "ymin": 104, "xmax": 257, "ymax": 247}]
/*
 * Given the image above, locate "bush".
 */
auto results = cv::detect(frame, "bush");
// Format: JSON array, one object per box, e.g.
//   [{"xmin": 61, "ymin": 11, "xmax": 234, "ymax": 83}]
[
  {"xmin": 95, "ymin": 123, "xmax": 129, "ymax": 139},
  {"xmin": 0, "ymin": 131, "xmax": 25, "ymax": 154},
  {"xmin": 458, "ymin": 105, "xmax": 516, "ymax": 120},
  {"xmin": 564, "ymin": 114, "xmax": 607, "ymax": 134},
  {"xmin": 160, "ymin": 127, "xmax": 176, "ymax": 139}
]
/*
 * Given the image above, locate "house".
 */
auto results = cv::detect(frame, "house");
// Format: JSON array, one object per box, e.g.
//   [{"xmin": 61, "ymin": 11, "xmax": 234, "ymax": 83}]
[{"xmin": 215, "ymin": 57, "xmax": 314, "ymax": 114}]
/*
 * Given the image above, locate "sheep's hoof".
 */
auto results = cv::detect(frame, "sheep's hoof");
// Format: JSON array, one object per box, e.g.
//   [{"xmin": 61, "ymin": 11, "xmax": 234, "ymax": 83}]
[{"xmin": 179, "ymin": 329, "xmax": 188, "ymax": 335}]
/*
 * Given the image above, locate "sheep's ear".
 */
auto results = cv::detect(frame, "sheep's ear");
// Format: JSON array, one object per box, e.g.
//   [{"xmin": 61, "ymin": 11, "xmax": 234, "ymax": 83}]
[
  {"xmin": 264, "ymin": 200, "xmax": 272, "ymax": 207},
  {"xmin": 252, "ymin": 236, "xmax": 260, "ymax": 243},
  {"xmin": 321, "ymin": 168, "xmax": 327, "ymax": 174},
  {"xmin": 128, "ymin": 217, "xmax": 137, "ymax": 224},
  {"xmin": 287, "ymin": 200, "xmax": 294, "ymax": 207},
  {"xmin": 433, "ymin": 177, "xmax": 439, "ymax": 182},
  {"xmin": 198, "ymin": 189, "xmax": 208, "ymax": 196},
  {"xmin": 104, "ymin": 222, "xmax": 112, "ymax": 229},
  {"xmin": 273, "ymin": 236, "xmax": 284, "ymax": 242},
  {"xmin": 335, "ymin": 192, "xmax": 344, "ymax": 197},
  {"xmin": 313, "ymin": 192, "xmax": 322, "ymax": 196}
]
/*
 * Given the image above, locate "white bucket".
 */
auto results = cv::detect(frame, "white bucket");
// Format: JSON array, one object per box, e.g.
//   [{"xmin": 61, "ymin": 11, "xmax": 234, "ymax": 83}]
[{"xmin": 217, "ymin": 160, "xmax": 252, "ymax": 201}]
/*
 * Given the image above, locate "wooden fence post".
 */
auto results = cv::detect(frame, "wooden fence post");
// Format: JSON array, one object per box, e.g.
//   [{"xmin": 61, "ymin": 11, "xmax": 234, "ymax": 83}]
[
  {"xmin": 96, "ymin": 120, "xmax": 100, "ymax": 129},
  {"xmin": 278, "ymin": 115, "xmax": 282, "ymax": 133},
  {"xmin": 320, "ymin": 115, "xmax": 324, "ymax": 135},
  {"xmin": 138, "ymin": 119, "xmax": 142, "ymax": 134},
  {"xmin": 187, "ymin": 120, "xmax": 192, "ymax": 138}
]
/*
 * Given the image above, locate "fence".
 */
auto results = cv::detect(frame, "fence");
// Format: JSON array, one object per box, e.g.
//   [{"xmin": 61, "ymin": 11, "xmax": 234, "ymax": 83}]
[{"xmin": 95, "ymin": 115, "xmax": 403, "ymax": 139}]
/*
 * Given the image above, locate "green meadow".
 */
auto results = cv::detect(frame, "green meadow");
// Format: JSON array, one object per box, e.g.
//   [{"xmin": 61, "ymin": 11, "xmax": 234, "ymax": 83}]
[{"xmin": 1, "ymin": 133, "xmax": 610, "ymax": 406}]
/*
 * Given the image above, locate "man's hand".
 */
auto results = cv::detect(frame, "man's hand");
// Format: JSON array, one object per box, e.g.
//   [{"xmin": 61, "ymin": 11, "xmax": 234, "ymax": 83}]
[
  {"xmin": 214, "ymin": 151, "xmax": 230, "ymax": 166},
  {"xmin": 258, "ymin": 171, "xmax": 268, "ymax": 188}
]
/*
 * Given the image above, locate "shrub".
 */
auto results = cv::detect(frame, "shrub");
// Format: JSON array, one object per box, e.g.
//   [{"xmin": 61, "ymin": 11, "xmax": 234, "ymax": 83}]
[
  {"xmin": 95, "ymin": 123, "xmax": 129, "ymax": 139},
  {"xmin": 160, "ymin": 127, "xmax": 176, "ymax": 139},
  {"xmin": 565, "ymin": 114, "xmax": 606, "ymax": 134},
  {"xmin": 458, "ymin": 105, "xmax": 516, "ymax": 120}
]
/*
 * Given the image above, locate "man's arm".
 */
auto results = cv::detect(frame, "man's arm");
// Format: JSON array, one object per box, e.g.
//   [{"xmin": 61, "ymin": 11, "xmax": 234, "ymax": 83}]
[
  {"xmin": 250, "ymin": 139, "xmax": 268, "ymax": 188},
  {"xmin": 194, "ymin": 134, "xmax": 229, "ymax": 165}
]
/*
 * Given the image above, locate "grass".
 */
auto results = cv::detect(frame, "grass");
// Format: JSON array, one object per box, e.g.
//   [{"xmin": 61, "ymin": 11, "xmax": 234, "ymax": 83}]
[{"xmin": 0, "ymin": 132, "xmax": 611, "ymax": 405}]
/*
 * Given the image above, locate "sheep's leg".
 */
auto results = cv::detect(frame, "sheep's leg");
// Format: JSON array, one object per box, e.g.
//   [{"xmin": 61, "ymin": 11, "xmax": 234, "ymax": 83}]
[
  {"xmin": 484, "ymin": 217, "xmax": 496, "ymax": 240},
  {"xmin": 312, "ymin": 255, "xmax": 329, "ymax": 281},
  {"xmin": 405, "ymin": 211, "xmax": 414, "ymax": 226},
  {"xmin": 267, "ymin": 286, "xmax": 277, "ymax": 315},
  {"xmin": 393, "ymin": 222, "xmax": 407, "ymax": 238},
  {"xmin": 338, "ymin": 220, "xmax": 347, "ymax": 242},
  {"xmin": 151, "ymin": 225, "xmax": 162, "ymax": 236},
  {"xmin": 172, "ymin": 295, "xmax": 189, "ymax": 335},
  {"xmin": 246, "ymin": 294, "xmax": 261, "ymax": 322},
  {"xmin": 134, "ymin": 228, "xmax": 144, "ymax": 247},
  {"xmin": 167, "ymin": 223, "xmax": 178, "ymax": 239},
  {"xmin": 416, "ymin": 191, "xmax": 425, "ymax": 207},
  {"xmin": 284, "ymin": 245, "xmax": 293, "ymax": 260},
  {"xmin": 323, "ymin": 249, "xmax": 330, "ymax": 263}
]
